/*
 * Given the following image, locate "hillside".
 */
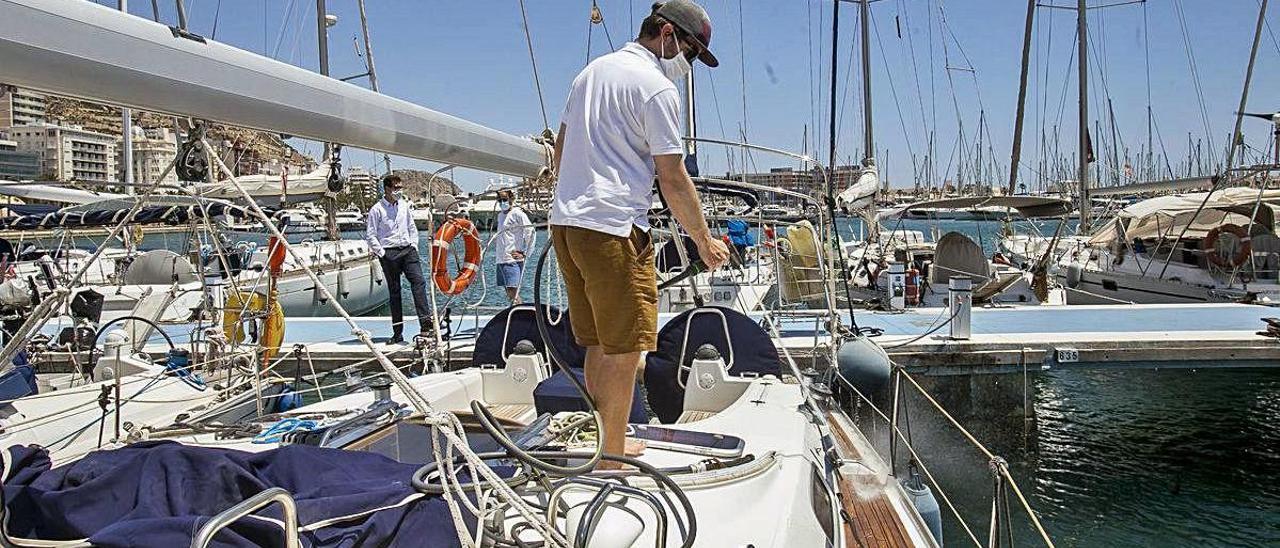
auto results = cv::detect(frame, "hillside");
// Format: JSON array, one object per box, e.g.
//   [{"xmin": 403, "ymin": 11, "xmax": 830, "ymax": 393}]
[{"xmin": 44, "ymin": 96, "xmax": 313, "ymax": 170}]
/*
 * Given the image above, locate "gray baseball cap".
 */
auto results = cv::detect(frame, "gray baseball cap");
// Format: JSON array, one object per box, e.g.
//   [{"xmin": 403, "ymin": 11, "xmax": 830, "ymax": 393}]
[{"xmin": 653, "ymin": 1, "xmax": 719, "ymax": 68}]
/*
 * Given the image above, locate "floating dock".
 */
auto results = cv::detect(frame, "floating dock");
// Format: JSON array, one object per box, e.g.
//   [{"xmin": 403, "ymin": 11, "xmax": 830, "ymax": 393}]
[
  {"xmin": 36, "ymin": 303, "xmax": 1280, "ymax": 377},
  {"xmin": 866, "ymin": 303, "xmax": 1280, "ymax": 374}
]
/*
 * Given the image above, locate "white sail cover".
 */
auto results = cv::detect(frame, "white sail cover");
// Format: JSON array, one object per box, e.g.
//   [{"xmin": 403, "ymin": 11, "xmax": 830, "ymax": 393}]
[
  {"xmin": 1090, "ymin": 188, "xmax": 1280, "ymax": 245},
  {"xmin": 0, "ymin": 0, "xmax": 547, "ymax": 178},
  {"xmin": 837, "ymin": 165, "xmax": 878, "ymax": 212},
  {"xmin": 192, "ymin": 167, "xmax": 330, "ymax": 205},
  {"xmin": 0, "ymin": 182, "xmax": 127, "ymax": 205}
]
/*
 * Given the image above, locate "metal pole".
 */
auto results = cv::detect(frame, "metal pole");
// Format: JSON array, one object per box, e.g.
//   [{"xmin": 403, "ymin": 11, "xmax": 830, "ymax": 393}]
[
  {"xmin": 827, "ymin": 0, "xmax": 840, "ymax": 178},
  {"xmin": 356, "ymin": 0, "xmax": 392, "ymax": 175},
  {"xmin": 174, "ymin": 0, "xmax": 188, "ymax": 30},
  {"xmin": 859, "ymin": 0, "xmax": 879, "ymax": 241},
  {"xmin": 119, "ymin": 0, "xmax": 133, "ymax": 195},
  {"xmin": 859, "ymin": 0, "xmax": 873, "ymax": 164},
  {"xmin": 684, "ymin": 71, "xmax": 698, "ymax": 158},
  {"xmin": 1007, "ymin": 0, "xmax": 1035, "ymax": 196},
  {"xmin": 316, "ymin": 0, "xmax": 339, "ymax": 241},
  {"xmin": 1076, "ymin": 0, "xmax": 1091, "ymax": 233}
]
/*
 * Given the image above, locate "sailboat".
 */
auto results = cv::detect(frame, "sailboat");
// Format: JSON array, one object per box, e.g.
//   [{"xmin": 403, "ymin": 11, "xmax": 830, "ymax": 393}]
[{"xmin": 0, "ymin": 2, "xmax": 1065, "ymax": 546}]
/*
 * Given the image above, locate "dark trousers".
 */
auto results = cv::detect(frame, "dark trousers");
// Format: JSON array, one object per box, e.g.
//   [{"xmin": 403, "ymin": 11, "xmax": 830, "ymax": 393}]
[{"xmin": 378, "ymin": 246, "xmax": 432, "ymax": 336}]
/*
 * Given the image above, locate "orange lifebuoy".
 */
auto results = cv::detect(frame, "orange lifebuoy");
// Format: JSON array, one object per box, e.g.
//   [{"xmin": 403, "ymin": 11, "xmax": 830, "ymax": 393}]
[
  {"xmin": 431, "ymin": 218, "xmax": 482, "ymax": 295},
  {"xmin": 1205, "ymin": 223, "xmax": 1252, "ymax": 268}
]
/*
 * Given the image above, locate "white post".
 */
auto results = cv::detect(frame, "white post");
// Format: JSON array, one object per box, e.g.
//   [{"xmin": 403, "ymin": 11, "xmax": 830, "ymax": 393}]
[{"xmin": 949, "ymin": 276, "xmax": 972, "ymax": 340}]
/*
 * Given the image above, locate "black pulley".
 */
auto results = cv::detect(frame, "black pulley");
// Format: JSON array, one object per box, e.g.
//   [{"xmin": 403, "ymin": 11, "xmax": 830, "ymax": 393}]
[{"xmin": 175, "ymin": 139, "xmax": 208, "ymax": 182}]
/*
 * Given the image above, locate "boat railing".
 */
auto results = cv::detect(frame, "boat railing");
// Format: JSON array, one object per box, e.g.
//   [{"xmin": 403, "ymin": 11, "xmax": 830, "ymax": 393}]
[
  {"xmin": 191, "ymin": 487, "xmax": 300, "ymax": 548},
  {"xmin": 829, "ymin": 365, "xmax": 1056, "ymax": 547}
]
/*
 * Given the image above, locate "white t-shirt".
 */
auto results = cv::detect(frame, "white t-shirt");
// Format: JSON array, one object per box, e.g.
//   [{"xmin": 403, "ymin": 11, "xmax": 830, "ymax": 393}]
[
  {"xmin": 495, "ymin": 206, "xmax": 534, "ymax": 264},
  {"xmin": 550, "ymin": 42, "xmax": 685, "ymax": 238}
]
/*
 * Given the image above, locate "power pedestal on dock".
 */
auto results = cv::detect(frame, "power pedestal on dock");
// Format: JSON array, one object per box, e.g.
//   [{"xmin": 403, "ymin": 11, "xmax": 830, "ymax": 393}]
[{"xmin": 949, "ymin": 276, "xmax": 972, "ymax": 340}]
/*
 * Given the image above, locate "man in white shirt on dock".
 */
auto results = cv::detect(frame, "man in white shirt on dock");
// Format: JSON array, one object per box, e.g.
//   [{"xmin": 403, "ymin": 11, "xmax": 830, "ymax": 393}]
[
  {"xmin": 550, "ymin": 0, "xmax": 729, "ymax": 466},
  {"xmin": 365, "ymin": 174, "xmax": 431, "ymax": 345},
  {"xmin": 494, "ymin": 190, "xmax": 534, "ymax": 304}
]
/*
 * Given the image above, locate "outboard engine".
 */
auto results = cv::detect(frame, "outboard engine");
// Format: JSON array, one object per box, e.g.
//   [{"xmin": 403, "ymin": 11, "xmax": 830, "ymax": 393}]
[{"xmin": 0, "ymin": 277, "xmax": 34, "ymax": 344}]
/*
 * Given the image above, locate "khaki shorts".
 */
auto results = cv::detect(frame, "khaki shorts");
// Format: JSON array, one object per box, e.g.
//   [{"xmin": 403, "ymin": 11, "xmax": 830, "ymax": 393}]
[{"xmin": 551, "ymin": 225, "xmax": 657, "ymax": 355}]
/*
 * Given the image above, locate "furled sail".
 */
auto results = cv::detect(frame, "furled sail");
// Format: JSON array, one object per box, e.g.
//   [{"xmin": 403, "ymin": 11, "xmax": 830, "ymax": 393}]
[{"xmin": 0, "ymin": 0, "xmax": 548, "ymax": 178}]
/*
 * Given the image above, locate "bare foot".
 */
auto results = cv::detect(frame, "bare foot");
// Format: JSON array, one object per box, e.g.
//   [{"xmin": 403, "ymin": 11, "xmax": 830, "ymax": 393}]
[{"xmin": 624, "ymin": 438, "xmax": 647, "ymax": 457}]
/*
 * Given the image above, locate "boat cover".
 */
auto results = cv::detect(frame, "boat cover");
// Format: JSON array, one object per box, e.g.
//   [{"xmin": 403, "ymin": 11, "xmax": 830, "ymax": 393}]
[
  {"xmin": 1, "ymin": 441, "xmax": 502, "ymax": 547},
  {"xmin": 930, "ymin": 232, "xmax": 991, "ymax": 285},
  {"xmin": 643, "ymin": 307, "xmax": 781, "ymax": 423},
  {"xmin": 0, "ymin": 202, "xmax": 261, "ymax": 231},
  {"xmin": 471, "ymin": 304, "xmax": 585, "ymax": 370}
]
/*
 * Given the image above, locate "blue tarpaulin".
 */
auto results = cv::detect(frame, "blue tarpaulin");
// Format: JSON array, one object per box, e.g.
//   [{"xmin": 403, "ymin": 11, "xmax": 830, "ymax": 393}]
[{"xmin": 1, "ymin": 441, "xmax": 505, "ymax": 547}]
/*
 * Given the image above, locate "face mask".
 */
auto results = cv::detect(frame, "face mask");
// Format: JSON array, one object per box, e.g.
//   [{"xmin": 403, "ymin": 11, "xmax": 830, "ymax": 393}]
[
  {"xmin": 392, "ymin": 190, "xmax": 405, "ymax": 200},
  {"xmin": 499, "ymin": 200, "xmax": 510, "ymax": 211},
  {"xmin": 659, "ymin": 33, "xmax": 692, "ymax": 83}
]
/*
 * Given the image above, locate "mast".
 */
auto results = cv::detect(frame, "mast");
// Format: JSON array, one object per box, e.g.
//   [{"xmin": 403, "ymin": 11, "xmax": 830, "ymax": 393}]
[
  {"xmin": 827, "ymin": 1, "xmax": 840, "ymax": 184},
  {"xmin": 684, "ymin": 71, "xmax": 697, "ymax": 162},
  {"xmin": 356, "ymin": 0, "xmax": 392, "ymax": 175},
  {"xmin": 859, "ymin": 0, "xmax": 872, "ymax": 162},
  {"xmin": 859, "ymin": 0, "xmax": 878, "ymax": 240},
  {"xmin": 1007, "ymin": 0, "xmax": 1035, "ymax": 196},
  {"xmin": 119, "ymin": 0, "xmax": 133, "ymax": 195},
  {"xmin": 316, "ymin": 0, "xmax": 339, "ymax": 240},
  {"xmin": 1076, "ymin": 0, "xmax": 1091, "ymax": 232}
]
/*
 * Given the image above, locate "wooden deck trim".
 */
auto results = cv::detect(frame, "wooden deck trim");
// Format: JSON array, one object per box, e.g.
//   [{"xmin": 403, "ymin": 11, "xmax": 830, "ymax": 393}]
[{"xmin": 827, "ymin": 410, "xmax": 918, "ymax": 548}]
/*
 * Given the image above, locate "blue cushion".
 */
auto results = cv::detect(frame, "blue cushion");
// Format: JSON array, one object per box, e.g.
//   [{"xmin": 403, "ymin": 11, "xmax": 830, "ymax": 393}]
[{"xmin": 533, "ymin": 368, "xmax": 647, "ymax": 423}]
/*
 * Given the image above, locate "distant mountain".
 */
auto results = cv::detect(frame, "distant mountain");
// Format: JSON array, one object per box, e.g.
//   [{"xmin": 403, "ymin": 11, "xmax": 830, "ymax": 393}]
[
  {"xmin": 391, "ymin": 168, "xmax": 461, "ymax": 201},
  {"xmin": 44, "ymin": 95, "xmax": 313, "ymax": 172}
]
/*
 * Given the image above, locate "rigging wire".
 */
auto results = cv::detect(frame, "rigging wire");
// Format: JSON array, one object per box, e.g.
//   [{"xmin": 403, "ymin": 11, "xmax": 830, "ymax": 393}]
[
  {"xmin": 1171, "ymin": 0, "xmax": 1219, "ymax": 171},
  {"xmin": 516, "ymin": 0, "xmax": 551, "ymax": 132},
  {"xmin": 210, "ymin": 0, "xmax": 222, "ymax": 40},
  {"xmin": 869, "ymin": 7, "xmax": 919, "ymax": 179}
]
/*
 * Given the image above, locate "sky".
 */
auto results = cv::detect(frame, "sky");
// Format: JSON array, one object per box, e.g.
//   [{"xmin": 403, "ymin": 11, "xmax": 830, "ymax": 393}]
[{"xmin": 99, "ymin": 0, "xmax": 1280, "ymax": 192}]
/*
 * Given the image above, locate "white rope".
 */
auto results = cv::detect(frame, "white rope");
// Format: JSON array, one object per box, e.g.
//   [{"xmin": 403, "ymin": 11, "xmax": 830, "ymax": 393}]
[{"xmin": 202, "ymin": 139, "xmax": 563, "ymax": 545}]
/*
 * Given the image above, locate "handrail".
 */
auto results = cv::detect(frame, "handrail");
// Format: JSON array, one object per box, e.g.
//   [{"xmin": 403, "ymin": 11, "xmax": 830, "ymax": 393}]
[
  {"xmin": 191, "ymin": 487, "xmax": 300, "ymax": 548},
  {"xmin": 681, "ymin": 136, "xmax": 816, "ymax": 164}
]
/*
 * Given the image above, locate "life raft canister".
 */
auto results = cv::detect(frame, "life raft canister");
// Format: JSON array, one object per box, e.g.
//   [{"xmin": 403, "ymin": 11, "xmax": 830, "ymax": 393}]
[
  {"xmin": 431, "ymin": 218, "xmax": 483, "ymax": 295},
  {"xmin": 1205, "ymin": 223, "xmax": 1252, "ymax": 268}
]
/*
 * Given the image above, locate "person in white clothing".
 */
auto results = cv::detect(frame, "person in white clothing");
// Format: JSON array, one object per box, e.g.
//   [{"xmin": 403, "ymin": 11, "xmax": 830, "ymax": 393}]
[
  {"xmin": 494, "ymin": 190, "xmax": 534, "ymax": 304},
  {"xmin": 550, "ymin": 0, "xmax": 729, "ymax": 467},
  {"xmin": 365, "ymin": 174, "xmax": 431, "ymax": 345}
]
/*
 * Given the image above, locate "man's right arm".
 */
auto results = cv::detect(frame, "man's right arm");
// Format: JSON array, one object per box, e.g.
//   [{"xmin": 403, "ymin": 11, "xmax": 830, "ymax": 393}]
[{"xmin": 365, "ymin": 206, "xmax": 385, "ymax": 258}]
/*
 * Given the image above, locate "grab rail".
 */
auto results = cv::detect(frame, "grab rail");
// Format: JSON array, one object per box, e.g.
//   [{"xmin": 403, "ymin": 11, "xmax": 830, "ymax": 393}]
[{"xmin": 191, "ymin": 487, "xmax": 300, "ymax": 548}]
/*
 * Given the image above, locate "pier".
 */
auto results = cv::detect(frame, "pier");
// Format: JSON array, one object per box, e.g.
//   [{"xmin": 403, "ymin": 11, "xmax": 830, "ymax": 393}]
[{"xmin": 36, "ymin": 303, "xmax": 1280, "ymax": 377}]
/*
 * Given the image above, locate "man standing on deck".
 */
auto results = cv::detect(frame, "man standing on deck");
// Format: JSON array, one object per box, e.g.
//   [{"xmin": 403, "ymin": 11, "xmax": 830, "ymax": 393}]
[
  {"xmin": 494, "ymin": 190, "xmax": 534, "ymax": 304},
  {"xmin": 365, "ymin": 174, "xmax": 432, "ymax": 345},
  {"xmin": 550, "ymin": 0, "xmax": 729, "ymax": 466}
]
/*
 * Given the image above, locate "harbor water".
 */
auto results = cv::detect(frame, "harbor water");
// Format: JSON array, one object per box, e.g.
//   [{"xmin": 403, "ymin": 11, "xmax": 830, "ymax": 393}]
[{"xmin": 52, "ymin": 218, "xmax": 1280, "ymax": 545}]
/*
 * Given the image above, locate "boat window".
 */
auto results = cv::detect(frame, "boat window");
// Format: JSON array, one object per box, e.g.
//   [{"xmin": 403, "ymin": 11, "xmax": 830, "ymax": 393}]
[{"xmin": 809, "ymin": 466, "xmax": 836, "ymax": 543}]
